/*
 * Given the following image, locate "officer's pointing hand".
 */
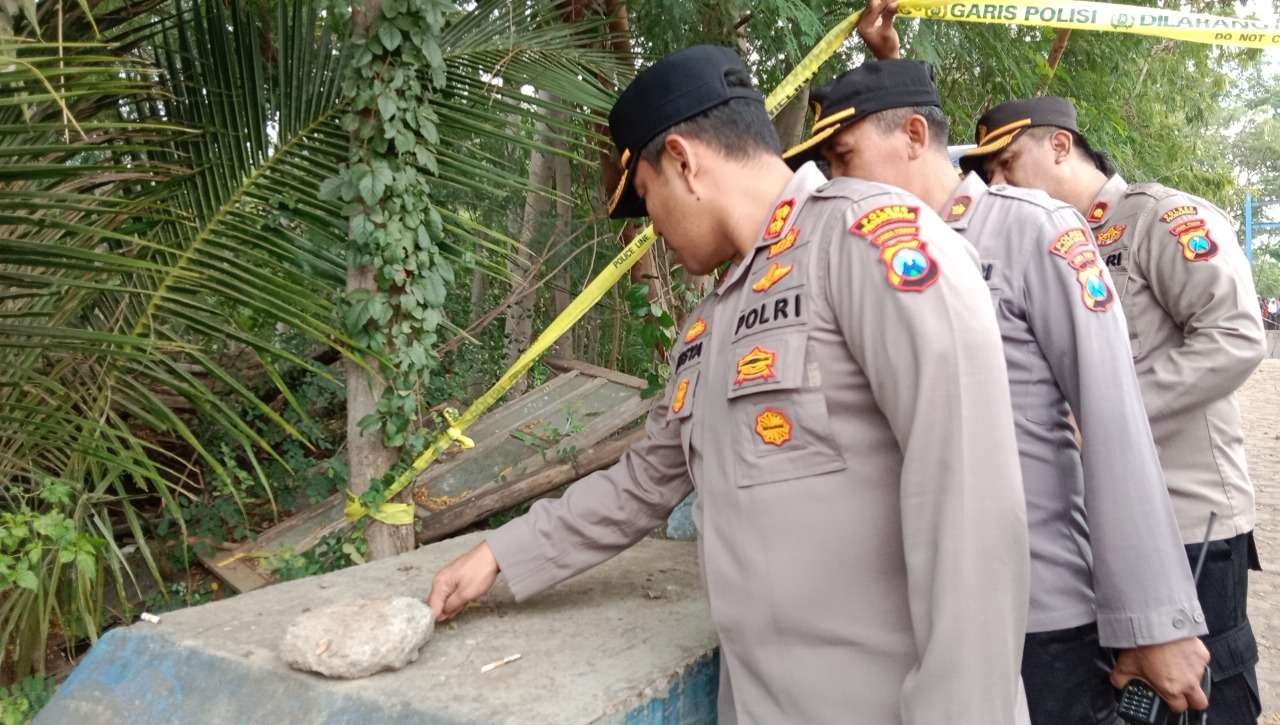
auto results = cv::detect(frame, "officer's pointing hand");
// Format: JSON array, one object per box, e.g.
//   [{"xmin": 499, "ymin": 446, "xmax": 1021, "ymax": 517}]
[
  {"xmin": 1110, "ymin": 637, "xmax": 1211, "ymax": 713},
  {"xmin": 856, "ymin": 0, "xmax": 901, "ymax": 60},
  {"xmin": 426, "ymin": 542, "xmax": 500, "ymax": 622}
]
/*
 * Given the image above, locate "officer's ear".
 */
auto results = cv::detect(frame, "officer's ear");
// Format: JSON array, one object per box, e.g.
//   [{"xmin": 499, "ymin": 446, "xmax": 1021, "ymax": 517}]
[
  {"xmin": 1048, "ymin": 129, "xmax": 1074, "ymax": 165},
  {"xmin": 904, "ymin": 113, "xmax": 931, "ymax": 160},
  {"xmin": 662, "ymin": 133, "xmax": 700, "ymax": 194}
]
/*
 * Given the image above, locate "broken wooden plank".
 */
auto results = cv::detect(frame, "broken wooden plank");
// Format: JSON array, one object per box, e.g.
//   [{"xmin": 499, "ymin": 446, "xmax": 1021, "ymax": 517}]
[
  {"xmin": 202, "ymin": 366, "xmax": 649, "ymax": 593},
  {"xmin": 416, "ymin": 428, "xmax": 646, "ymax": 543},
  {"xmin": 545, "ymin": 357, "xmax": 646, "ymax": 389},
  {"xmin": 487, "ymin": 390, "xmax": 651, "ymax": 487}
]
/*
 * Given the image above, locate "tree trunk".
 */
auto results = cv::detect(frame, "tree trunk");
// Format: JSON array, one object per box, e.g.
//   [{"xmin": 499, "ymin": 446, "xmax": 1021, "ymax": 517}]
[
  {"xmin": 346, "ymin": 0, "xmax": 412, "ymax": 559},
  {"xmin": 1038, "ymin": 30, "xmax": 1072, "ymax": 95},
  {"xmin": 550, "ymin": 151, "xmax": 575, "ymax": 358},
  {"xmin": 773, "ymin": 83, "xmax": 810, "ymax": 150},
  {"xmin": 503, "ymin": 92, "xmax": 556, "ymax": 395},
  {"xmin": 599, "ymin": 0, "xmax": 668, "ymax": 315},
  {"xmin": 344, "ymin": 273, "xmax": 413, "ymax": 558}
]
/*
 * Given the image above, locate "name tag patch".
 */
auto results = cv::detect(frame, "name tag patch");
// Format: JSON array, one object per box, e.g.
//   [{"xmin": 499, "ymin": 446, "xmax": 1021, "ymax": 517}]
[
  {"xmin": 734, "ymin": 289, "xmax": 806, "ymax": 339},
  {"xmin": 675, "ymin": 341, "xmax": 703, "ymax": 373}
]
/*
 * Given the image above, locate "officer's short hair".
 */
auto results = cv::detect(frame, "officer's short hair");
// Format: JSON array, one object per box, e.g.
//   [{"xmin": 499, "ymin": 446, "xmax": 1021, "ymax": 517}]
[
  {"xmin": 1023, "ymin": 126, "xmax": 1116, "ymax": 176},
  {"xmin": 638, "ymin": 69, "xmax": 782, "ymax": 168},
  {"xmin": 869, "ymin": 106, "xmax": 950, "ymax": 152}
]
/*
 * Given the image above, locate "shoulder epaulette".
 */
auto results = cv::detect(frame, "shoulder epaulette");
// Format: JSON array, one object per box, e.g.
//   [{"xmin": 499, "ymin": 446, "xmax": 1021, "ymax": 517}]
[{"xmin": 986, "ymin": 183, "xmax": 1074, "ymax": 214}]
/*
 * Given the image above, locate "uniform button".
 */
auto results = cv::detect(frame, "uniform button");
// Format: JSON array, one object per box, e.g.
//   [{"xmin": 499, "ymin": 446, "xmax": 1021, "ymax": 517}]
[
  {"xmin": 1194, "ymin": 612, "xmax": 1205, "ymax": 624},
  {"xmin": 1173, "ymin": 617, "xmax": 1186, "ymax": 629}
]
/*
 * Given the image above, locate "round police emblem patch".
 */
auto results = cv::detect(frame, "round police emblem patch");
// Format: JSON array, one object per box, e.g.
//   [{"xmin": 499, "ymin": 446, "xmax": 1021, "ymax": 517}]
[
  {"xmin": 1086, "ymin": 276, "xmax": 1109, "ymax": 301},
  {"xmin": 892, "ymin": 248, "xmax": 930, "ymax": 280},
  {"xmin": 1189, "ymin": 235, "xmax": 1210, "ymax": 254}
]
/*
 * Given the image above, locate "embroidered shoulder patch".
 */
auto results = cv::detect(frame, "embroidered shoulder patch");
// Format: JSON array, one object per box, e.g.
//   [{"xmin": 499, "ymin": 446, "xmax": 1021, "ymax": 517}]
[
  {"xmin": 751, "ymin": 262, "xmax": 794, "ymax": 293},
  {"xmin": 871, "ymin": 224, "xmax": 921, "ymax": 249},
  {"xmin": 764, "ymin": 198, "xmax": 795, "ymax": 239},
  {"xmin": 1096, "ymin": 224, "xmax": 1127, "ymax": 246},
  {"xmin": 1050, "ymin": 228, "xmax": 1090, "ymax": 259},
  {"xmin": 1049, "ymin": 227, "xmax": 1113, "ymax": 312},
  {"xmin": 850, "ymin": 204, "xmax": 920, "ymax": 239},
  {"xmin": 683, "ymin": 318, "xmax": 707, "ymax": 343},
  {"xmin": 1160, "ymin": 205, "xmax": 1198, "ymax": 224},
  {"xmin": 754, "ymin": 408, "xmax": 793, "ymax": 447},
  {"xmin": 1168, "ymin": 218, "xmax": 1218, "ymax": 262},
  {"xmin": 880, "ymin": 237, "xmax": 939, "ymax": 293},
  {"xmin": 945, "ymin": 196, "xmax": 971, "ymax": 222}
]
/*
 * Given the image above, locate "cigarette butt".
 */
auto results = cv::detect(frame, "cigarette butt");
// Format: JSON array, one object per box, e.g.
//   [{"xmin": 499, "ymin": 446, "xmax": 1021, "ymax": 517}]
[
  {"xmin": 140, "ymin": 612, "xmax": 161, "ymax": 624},
  {"xmin": 480, "ymin": 653, "xmax": 522, "ymax": 674}
]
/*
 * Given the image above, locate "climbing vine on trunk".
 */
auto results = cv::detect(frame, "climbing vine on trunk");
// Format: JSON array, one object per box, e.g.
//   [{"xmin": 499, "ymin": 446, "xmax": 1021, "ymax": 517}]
[{"xmin": 321, "ymin": 0, "xmax": 452, "ymax": 505}]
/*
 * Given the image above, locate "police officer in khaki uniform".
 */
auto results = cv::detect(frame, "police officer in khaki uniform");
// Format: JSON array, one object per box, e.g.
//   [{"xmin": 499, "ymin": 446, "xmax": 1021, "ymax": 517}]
[
  {"xmin": 428, "ymin": 45, "xmax": 1033, "ymax": 723},
  {"xmin": 960, "ymin": 97, "xmax": 1268, "ymax": 723},
  {"xmin": 783, "ymin": 60, "xmax": 1211, "ymax": 723}
]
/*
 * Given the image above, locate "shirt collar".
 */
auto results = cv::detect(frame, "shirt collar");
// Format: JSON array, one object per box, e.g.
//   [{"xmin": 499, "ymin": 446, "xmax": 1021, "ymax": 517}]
[
  {"xmin": 941, "ymin": 172, "xmax": 989, "ymax": 231},
  {"xmin": 1085, "ymin": 173, "xmax": 1127, "ymax": 227},
  {"xmin": 717, "ymin": 161, "xmax": 828, "ymax": 295}
]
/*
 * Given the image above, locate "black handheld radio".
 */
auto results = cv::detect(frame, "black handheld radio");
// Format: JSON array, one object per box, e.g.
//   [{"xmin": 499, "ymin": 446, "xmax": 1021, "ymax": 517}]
[{"xmin": 1115, "ymin": 512, "xmax": 1216, "ymax": 725}]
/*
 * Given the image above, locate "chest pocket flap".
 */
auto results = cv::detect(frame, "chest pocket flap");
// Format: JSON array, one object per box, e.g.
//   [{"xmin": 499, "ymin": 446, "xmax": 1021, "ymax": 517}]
[{"xmin": 725, "ymin": 333, "xmax": 846, "ymax": 486}]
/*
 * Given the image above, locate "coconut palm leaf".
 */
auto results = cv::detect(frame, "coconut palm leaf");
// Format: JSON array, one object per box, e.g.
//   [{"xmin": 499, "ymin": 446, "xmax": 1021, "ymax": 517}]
[{"xmin": 0, "ymin": 0, "xmax": 628, "ymax": 677}]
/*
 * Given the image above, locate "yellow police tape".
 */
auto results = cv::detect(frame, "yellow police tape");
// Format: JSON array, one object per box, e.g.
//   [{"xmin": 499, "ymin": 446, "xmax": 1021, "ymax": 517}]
[
  {"xmin": 897, "ymin": 0, "xmax": 1280, "ymax": 49},
  {"xmin": 347, "ymin": 0, "xmax": 1277, "ymax": 525}
]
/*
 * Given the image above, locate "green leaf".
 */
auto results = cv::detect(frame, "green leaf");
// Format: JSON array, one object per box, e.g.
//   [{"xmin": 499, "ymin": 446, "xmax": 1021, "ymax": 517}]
[
  {"xmin": 378, "ymin": 23, "xmax": 403, "ymax": 52},
  {"xmin": 15, "ymin": 568, "xmax": 38, "ymax": 592},
  {"xmin": 377, "ymin": 93, "xmax": 398, "ymax": 120},
  {"xmin": 76, "ymin": 551, "xmax": 97, "ymax": 580}
]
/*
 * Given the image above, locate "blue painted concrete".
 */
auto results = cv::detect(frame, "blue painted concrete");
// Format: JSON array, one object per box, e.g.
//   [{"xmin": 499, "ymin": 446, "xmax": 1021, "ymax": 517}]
[
  {"xmin": 41, "ymin": 628, "xmax": 460, "ymax": 725},
  {"xmin": 665, "ymin": 494, "xmax": 698, "ymax": 540},
  {"xmin": 38, "ymin": 532, "xmax": 719, "ymax": 725},
  {"xmin": 621, "ymin": 651, "xmax": 719, "ymax": 725}
]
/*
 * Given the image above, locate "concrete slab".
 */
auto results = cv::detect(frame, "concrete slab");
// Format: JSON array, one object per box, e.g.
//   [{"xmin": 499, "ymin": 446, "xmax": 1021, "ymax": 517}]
[{"xmin": 39, "ymin": 533, "xmax": 719, "ymax": 725}]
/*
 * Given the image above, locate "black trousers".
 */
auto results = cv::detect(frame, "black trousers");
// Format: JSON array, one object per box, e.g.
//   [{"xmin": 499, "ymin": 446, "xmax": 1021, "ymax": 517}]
[
  {"xmin": 1023, "ymin": 532, "xmax": 1261, "ymax": 724},
  {"xmin": 1184, "ymin": 531, "xmax": 1262, "ymax": 724},
  {"xmin": 1023, "ymin": 622, "xmax": 1122, "ymax": 724}
]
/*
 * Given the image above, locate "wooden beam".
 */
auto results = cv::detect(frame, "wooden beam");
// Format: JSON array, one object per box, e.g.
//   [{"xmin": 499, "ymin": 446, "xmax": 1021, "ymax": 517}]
[
  {"xmin": 416, "ymin": 428, "xmax": 645, "ymax": 543},
  {"xmin": 543, "ymin": 356, "xmax": 646, "ymax": 390}
]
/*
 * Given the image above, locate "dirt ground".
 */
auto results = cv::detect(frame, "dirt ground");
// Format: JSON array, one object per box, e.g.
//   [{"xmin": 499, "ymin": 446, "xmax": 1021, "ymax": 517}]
[{"xmin": 1239, "ymin": 359, "xmax": 1280, "ymax": 721}]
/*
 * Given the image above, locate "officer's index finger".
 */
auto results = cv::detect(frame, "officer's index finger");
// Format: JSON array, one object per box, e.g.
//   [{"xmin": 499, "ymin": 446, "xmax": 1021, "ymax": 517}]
[{"xmin": 426, "ymin": 575, "xmax": 454, "ymax": 619}]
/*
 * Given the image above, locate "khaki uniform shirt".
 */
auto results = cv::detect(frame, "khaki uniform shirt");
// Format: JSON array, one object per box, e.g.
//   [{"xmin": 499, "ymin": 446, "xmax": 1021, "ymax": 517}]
[
  {"xmin": 488, "ymin": 164, "xmax": 1031, "ymax": 724},
  {"xmin": 1089, "ymin": 174, "xmax": 1266, "ymax": 544},
  {"xmin": 942, "ymin": 173, "xmax": 1204, "ymax": 647}
]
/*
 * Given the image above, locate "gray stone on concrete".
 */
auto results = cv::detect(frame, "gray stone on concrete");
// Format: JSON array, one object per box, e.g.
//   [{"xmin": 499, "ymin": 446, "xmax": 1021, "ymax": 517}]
[
  {"xmin": 279, "ymin": 596, "xmax": 434, "ymax": 679},
  {"xmin": 39, "ymin": 532, "xmax": 719, "ymax": 725}
]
